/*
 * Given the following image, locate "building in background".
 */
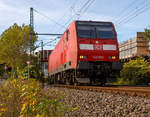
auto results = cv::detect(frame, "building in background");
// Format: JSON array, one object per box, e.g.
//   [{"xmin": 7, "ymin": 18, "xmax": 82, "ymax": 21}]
[
  {"xmin": 119, "ymin": 32, "xmax": 150, "ymax": 61},
  {"xmin": 36, "ymin": 50, "xmax": 52, "ymax": 77}
]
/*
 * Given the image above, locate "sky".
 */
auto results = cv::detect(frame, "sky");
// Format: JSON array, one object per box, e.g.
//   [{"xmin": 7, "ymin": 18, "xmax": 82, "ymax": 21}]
[{"xmin": 0, "ymin": 0, "xmax": 150, "ymax": 50}]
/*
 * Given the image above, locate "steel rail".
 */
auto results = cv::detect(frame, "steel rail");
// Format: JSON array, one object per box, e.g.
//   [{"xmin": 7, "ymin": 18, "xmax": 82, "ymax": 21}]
[{"xmin": 53, "ymin": 84, "xmax": 150, "ymax": 98}]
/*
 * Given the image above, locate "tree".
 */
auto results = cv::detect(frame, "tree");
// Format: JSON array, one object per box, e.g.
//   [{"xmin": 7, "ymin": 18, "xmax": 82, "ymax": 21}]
[
  {"xmin": 0, "ymin": 23, "xmax": 37, "ymax": 77},
  {"xmin": 119, "ymin": 57, "xmax": 150, "ymax": 85},
  {"xmin": 144, "ymin": 28, "xmax": 150, "ymax": 41}
]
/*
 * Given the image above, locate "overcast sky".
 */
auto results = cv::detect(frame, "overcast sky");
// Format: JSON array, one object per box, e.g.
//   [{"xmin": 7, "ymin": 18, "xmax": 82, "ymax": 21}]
[{"xmin": 0, "ymin": 0, "xmax": 150, "ymax": 50}]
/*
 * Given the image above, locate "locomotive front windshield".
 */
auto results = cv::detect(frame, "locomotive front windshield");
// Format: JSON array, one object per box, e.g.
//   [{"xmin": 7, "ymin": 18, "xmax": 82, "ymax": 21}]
[{"xmin": 77, "ymin": 22, "xmax": 115, "ymax": 39}]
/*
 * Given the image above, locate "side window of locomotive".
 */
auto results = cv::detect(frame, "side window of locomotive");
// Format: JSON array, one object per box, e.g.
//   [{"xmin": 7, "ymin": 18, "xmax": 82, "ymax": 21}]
[
  {"xmin": 96, "ymin": 25, "xmax": 115, "ymax": 39},
  {"xmin": 66, "ymin": 30, "xmax": 69, "ymax": 41},
  {"xmin": 77, "ymin": 26, "xmax": 95, "ymax": 38}
]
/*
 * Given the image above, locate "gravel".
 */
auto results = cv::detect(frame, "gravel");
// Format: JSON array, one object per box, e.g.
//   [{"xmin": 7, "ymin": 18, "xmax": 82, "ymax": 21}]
[{"xmin": 45, "ymin": 86, "xmax": 150, "ymax": 117}]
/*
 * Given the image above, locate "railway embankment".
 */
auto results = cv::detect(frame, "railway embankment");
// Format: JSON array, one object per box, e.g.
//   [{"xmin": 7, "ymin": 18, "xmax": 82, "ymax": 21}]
[{"xmin": 45, "ymin": 85, "xmax": 150, "ymax": 117}]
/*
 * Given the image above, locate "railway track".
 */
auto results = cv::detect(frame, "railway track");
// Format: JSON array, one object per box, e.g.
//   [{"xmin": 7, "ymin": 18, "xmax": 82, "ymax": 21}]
[{"xmin": 53, "ymin": 84, "xmax": 150, "ymax": 98}]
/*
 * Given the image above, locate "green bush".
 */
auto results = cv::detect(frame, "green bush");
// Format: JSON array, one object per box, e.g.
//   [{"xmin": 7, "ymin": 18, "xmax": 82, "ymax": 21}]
[
  {"xmin": 0, "ymin": 77, "xmax": 69, "ymax": 117},
  {"xmin": 17, "ymin": 64, "xmax": 42, "ymax": 79},
  {"xmin": 118, "ymin": 57, "xmax": 150, "ymax": 85}
]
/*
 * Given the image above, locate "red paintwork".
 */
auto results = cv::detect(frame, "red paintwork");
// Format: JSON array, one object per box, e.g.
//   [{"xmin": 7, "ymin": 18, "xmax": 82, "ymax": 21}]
[
  {"xmin": 49, "ymin": 21, "xmax": 78, "ymax": 72},
  {"xmin": 48, "ymin": 20, "xmax": 119, "ymax": 73}
]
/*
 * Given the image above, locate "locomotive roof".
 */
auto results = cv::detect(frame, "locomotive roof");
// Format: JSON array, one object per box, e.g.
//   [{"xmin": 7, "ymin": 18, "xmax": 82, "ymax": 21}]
[{"xmin": 75, "ymin": 20, "xmax": 113, "ymax": 24}]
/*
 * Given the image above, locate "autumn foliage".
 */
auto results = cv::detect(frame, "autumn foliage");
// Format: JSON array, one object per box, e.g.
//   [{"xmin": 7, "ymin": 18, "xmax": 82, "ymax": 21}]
[
  {"xmin": 0, "ymin": 78, "xmax": 68, "ymax": 117},
  {"xmin": 0, "ymin": 23, "xmax": 37, "ymax": 77}
]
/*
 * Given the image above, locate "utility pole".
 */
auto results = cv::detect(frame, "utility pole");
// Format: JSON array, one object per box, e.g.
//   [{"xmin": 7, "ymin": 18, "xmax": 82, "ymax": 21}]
[
  {"xmin": 41, "ymin": 40, "xmax": 44, "ymax": 73},
  {"xmin": 41, "ymin": 40, "xmax": 44, "ymax": 88},
  {"xmin": 41, "ymin": 40, "xmax": 44, "ymax": 64},
  {"xmin": 30, "ymin": 7, "xmax": 34, "ymax": 55}
]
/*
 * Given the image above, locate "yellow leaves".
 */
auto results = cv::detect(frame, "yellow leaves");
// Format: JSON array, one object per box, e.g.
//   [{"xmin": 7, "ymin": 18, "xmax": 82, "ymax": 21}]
[
  {"xmin": 19, "ymin": 115, "xmax": 24, "ymax": 117},
  {"xmin": 0, "ymin": 77, "xmax": 68, "ymax": 117},
  {"xmin": 0, "ymin": 107, "xmax": 7, "ymax": 112},
  {"xmin": 35, "ymin": 114, "xmax": 47, "ymax": 117},
  {"xmin": 21, "ymin": 103, "xmax": 27, "ymax": 112},
  {"xmin": 30, "ymin": 85, "xmax": 34, "ymax": 89},
  {"xmin": 72, "ymin": 106, "xmax": 79, "ymax": 112},
  {"xmin": 31, "ymin": 100, "xmax": 36, "ymax": 106},
  {"xmin": 36, "ymin": 114, "xmax": 40, "ymax": 117},
  {"xmin": 22, "ymin": 87, "xmax": 26, "ymax": 92},
  {"xmin": 0, "ymin": 23, "xmax": 37, "ymax": 72}
]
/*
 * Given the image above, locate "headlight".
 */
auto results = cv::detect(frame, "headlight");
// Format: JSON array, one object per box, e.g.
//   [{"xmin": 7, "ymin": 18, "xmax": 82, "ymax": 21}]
[
  {"xmin": 109, "ymin": 56, "xmax": 116, "ymax": 59},
  {"xmin": 80, "ymin": 55, "xmax": 88, "ymax": 59},
  {"xmin": 80, "ymin": 56, "xmax": 83, "ymax": 59},
  {"xmin": 112, "ymin": 56, "xmax": 116, "ymax": 59}
]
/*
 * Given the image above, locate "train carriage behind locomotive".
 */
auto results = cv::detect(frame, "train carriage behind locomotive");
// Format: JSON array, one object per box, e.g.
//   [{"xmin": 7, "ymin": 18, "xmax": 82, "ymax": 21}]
[{"xmin": 48, "ymin": 20, "xmax": 122, "ymax": 85}]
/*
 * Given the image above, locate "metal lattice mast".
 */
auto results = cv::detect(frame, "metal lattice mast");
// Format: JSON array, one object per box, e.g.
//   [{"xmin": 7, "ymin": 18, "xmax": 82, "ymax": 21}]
[
  {"xmin": 30, "ymin": 7, "xmax": 34, "ymax": 30},
  {"xmin": 30, "ymin": 7, "xmax": 34, "ymax": 55}
]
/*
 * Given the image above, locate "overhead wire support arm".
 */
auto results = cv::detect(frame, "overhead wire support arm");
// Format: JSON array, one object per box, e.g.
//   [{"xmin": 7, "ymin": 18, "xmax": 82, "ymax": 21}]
[{"xmin": 34, "ymin": 33, "xmax": 62, "ymax": 36}]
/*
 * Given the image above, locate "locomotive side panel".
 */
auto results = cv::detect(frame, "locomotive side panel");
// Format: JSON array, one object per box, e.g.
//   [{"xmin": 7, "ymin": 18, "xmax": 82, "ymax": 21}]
[
  {"xmin": 66, "ymin": 22, "xmax": 78, "ymax": 69},
  {"xmin": 48, "ymin": 21, "xmax": 78, "ymax": 75}
]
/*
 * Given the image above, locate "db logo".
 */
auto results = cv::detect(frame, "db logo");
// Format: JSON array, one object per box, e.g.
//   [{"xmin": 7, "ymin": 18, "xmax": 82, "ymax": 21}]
[{"xmin": 94, "ymin": 45, "xmax": 102, "ymax": 50}]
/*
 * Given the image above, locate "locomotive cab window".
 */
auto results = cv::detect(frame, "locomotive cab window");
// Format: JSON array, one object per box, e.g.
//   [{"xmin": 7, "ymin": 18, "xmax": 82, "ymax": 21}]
[
  {"xmin": 96, "ymin": 26, "xmax": 115, "ymax": 39},
  {"xmin": 77, "ymin": 21, "xmax": 115, "ymax": 39},
  {"xmin": 77, "ymin": 26, "xmax": 95, "ymax": 38}
]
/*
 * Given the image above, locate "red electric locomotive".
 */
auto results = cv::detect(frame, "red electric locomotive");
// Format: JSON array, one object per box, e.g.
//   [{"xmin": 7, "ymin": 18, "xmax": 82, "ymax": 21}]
[{"xmin": 48, "ymin": 20, "xmax": 122, "ymax": 85}]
